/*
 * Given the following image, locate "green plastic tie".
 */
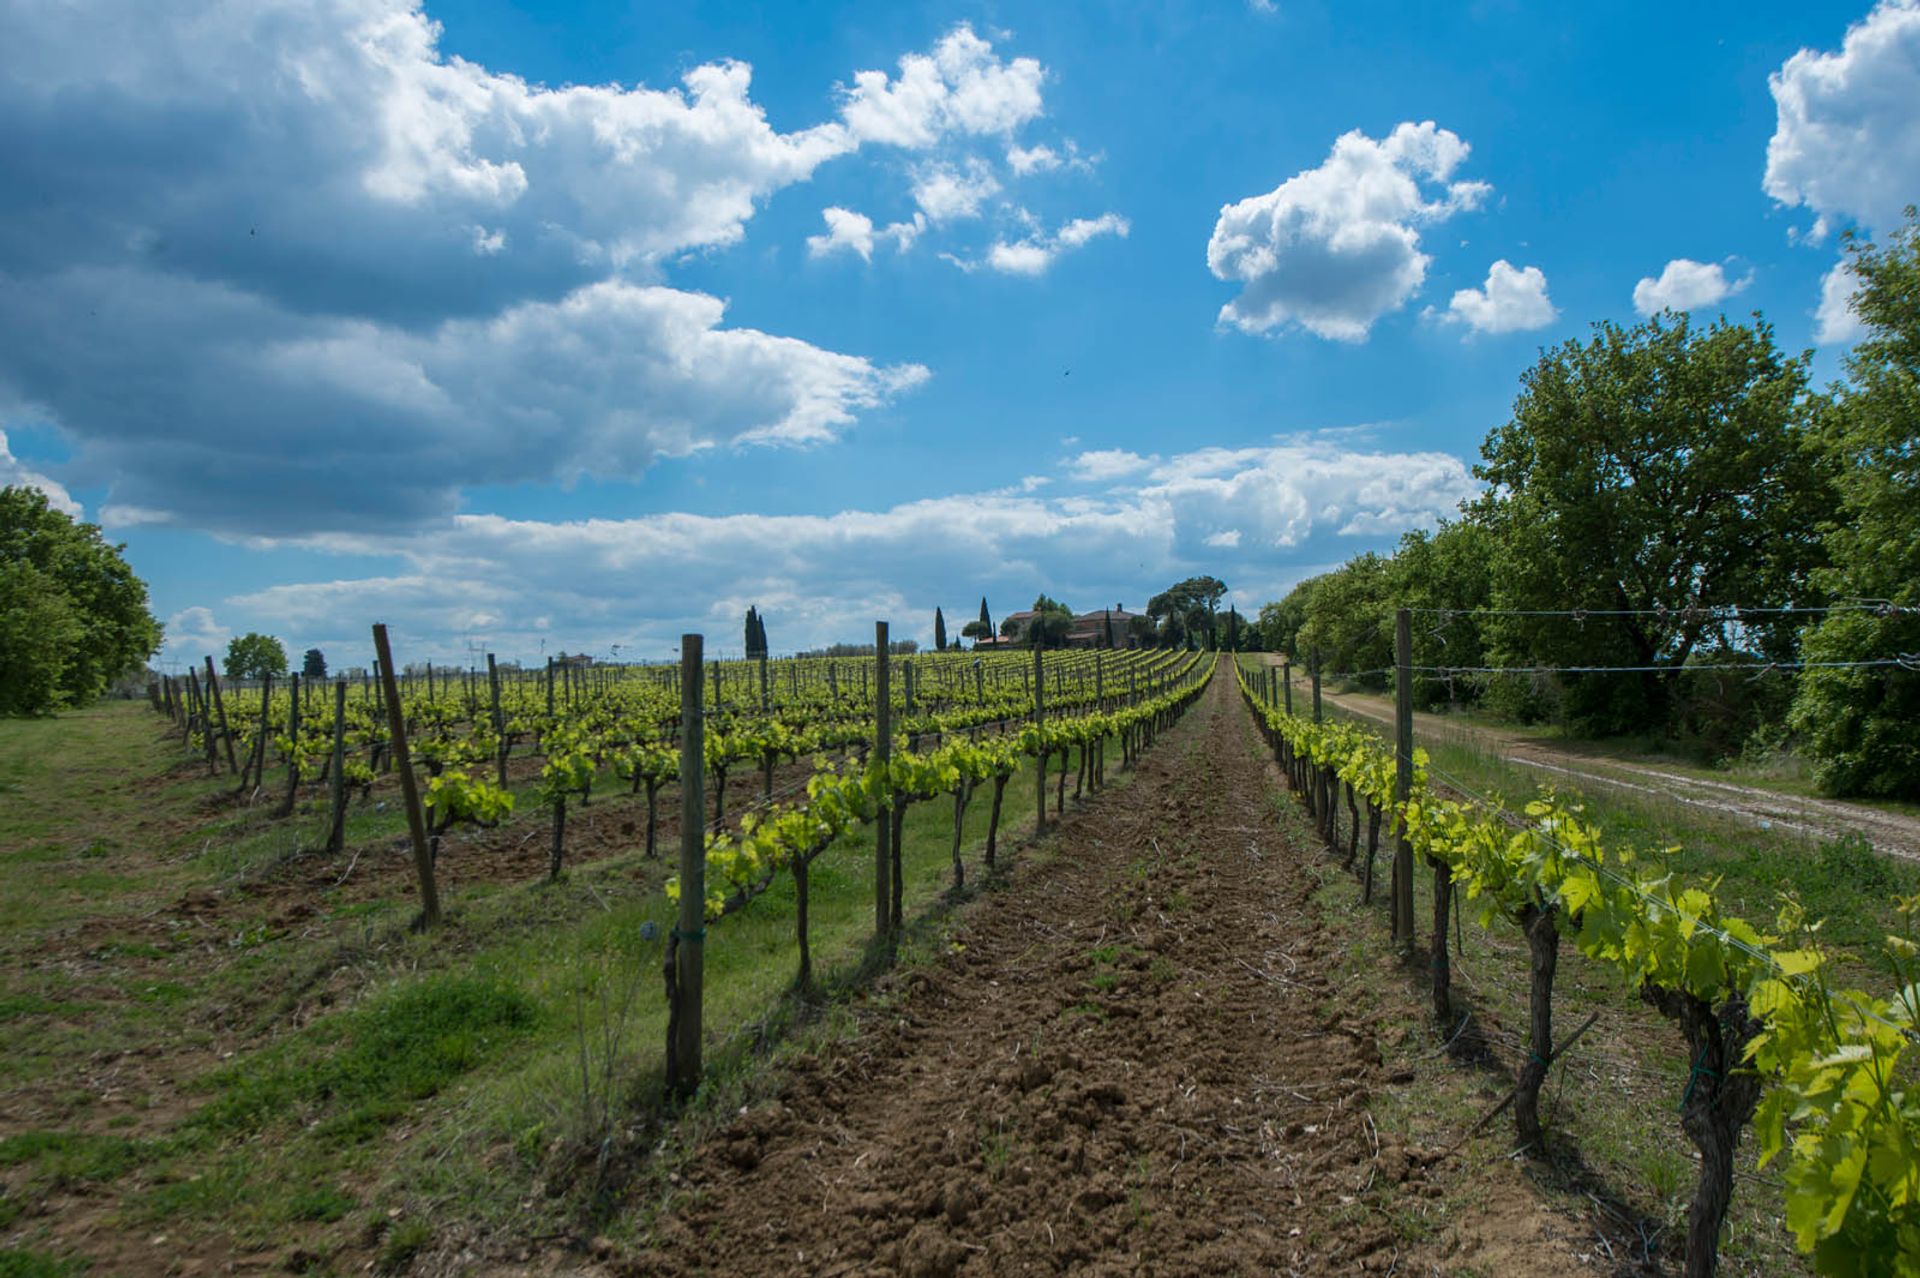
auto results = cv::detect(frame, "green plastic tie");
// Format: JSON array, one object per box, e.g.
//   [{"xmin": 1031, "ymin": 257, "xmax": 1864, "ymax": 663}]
[
  {"xmin": 673, "ymin": 926, "xmax": 708, "ymax": 943},
  {"xmin": 1678, "ymin": 1046, "xmax": 1716, "ymax": 1111}
]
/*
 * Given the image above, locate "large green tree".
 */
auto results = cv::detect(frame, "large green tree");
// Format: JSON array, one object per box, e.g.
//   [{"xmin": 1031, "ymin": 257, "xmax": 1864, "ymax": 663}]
[
  {"xmin": 1789, "ymin": 210, "xmax": 1920, "ymax": 797},
  {"xmin": 0, "ymin": 486, "xmax": 162, "ymax": 714},
  {"xmin": 225, "ymin": 633, "xmax": 289, "ymax": 681},
  {"xmin": 1024, "ymin": 595, "xmax": 1074, "ymax": 647},
  {"xmin": 1470, "ymin": 313, "xmax": 1830, "ymax": 734},
  {"xmin": 1148, "ymin": 576, "xmax": 1228, "ymax": 649},
  {"xmin": 933, "ymin": 606, "xmax": 948, "ymax": 652}
]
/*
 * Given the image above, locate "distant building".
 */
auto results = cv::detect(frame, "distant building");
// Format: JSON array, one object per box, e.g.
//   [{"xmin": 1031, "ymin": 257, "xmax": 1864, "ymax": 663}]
[{"xmin": 1067, "ymin": 606, "xmax": 1146, "ymax": 649}]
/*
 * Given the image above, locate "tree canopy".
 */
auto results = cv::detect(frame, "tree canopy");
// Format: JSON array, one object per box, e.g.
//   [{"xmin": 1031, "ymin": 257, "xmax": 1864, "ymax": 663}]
[
  {"xmin": 225, "ymin": 633, "xmax": 289, "ymax": 681},
  {"xmin": 1788, "ymin": 210, "xmax": 1920, "ymax": 798},
  {"xmin": 302, "ymin": 648, "xmax": 328, "ymax": 680},
  {"xmin": 0, "ymin": 486, "xmax": 162, "ymax": 715}
]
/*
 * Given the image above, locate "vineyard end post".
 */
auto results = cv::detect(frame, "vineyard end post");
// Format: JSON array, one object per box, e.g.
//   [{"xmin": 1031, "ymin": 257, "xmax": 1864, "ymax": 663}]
[
  {"xmin": 1033, "ymin": 636, "xmax": 1047, "ymax": 834},
  {"xmin": 372, "ymin": 624, "xmax": 440, "ymax": 929},
  {"xmin": 673, "ymin": 632, "xmax": 706, "ymax": 1096},
  {"xmin": 874, "ymin": 622, "xmax": 893, "ymax": 939},
  {"xmin": 1392, "ymin": 607, "xmax": 1416, "ymax": 953}
]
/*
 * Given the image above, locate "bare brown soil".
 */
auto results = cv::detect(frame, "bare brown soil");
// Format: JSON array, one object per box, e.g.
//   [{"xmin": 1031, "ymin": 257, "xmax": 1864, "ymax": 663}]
[{"xmin": 621, "ymin": 670, "xmax": 1459, "ymax": 1276}]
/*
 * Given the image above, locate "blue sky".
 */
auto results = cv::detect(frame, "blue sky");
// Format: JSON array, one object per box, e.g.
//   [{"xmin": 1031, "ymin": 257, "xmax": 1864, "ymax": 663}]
[{"xmin": 2, "ymin": 0, "xmax": 1914, "ymax": 670}]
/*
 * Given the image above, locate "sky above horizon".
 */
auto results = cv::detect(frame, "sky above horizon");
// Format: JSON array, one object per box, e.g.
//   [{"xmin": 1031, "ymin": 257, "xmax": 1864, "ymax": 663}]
[{"xmin": 2, "ymin": 0, "xmax": 1915, "ymax": 671}]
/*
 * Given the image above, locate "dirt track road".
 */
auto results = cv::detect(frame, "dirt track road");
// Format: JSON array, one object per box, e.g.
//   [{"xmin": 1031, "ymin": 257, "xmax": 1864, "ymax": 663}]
[
  {"xmin": 1312, "ymin": 687, "xmax": 1920, "ymax": 861},
  {"xmin": 631, "ymin": 666, "xmax": 1427, "ymax": 1276}
]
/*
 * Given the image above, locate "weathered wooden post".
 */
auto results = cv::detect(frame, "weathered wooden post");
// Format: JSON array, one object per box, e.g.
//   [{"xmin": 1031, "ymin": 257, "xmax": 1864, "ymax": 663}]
[
  {"xmin": 1033, "ymin": 637, "xmax": 1047, "ymax": 834},
  {"xmin": 326, "ymin": 679, "xmax": 348, "ymax": 854},
  {"xmin": 372, "ymin": 624, "xmax": 440, "ymax": 929},
  {"xmin": 873, "ymin": 622, "xmax": 893, "ymax": 939},
  {"xmin": 275, "ymin": 673, "xmax": 302, "ymax": 818},
  {"xmin": 669, "ymin": 633, "xmax": 706, "ymax": 1097},
  {"xmin": 487, "ymin": 654, "xmax": 507, "ymax": 788},
  {"xmin": 1393, "ymin": 608, "xmax": 1416, "ymax": 955},
  {"xmin": 201, "ymin": 659, "xmax": 237, "ymax": 775}
]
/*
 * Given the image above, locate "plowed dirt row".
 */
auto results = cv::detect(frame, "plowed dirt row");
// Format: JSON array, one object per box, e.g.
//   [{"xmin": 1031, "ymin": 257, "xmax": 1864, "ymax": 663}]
[{"xmin": 631, "ymin": 670, "xmax": 1423, "ymax": 1277}]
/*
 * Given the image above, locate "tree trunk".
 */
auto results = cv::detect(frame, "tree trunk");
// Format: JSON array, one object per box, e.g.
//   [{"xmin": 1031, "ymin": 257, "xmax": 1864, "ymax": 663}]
[
  {"xmin": 549, "ymin": 797, "xmax": 566, "ymax": 882},
  {"xmin": 949, "ymin": 782, "xmax": 971, "ymax": 892},
  {"xmin": 986, "ymin": 775, "xmax": 1007, "ymax": 869},
  {"xmin": 644, "ymin": 780, "xmax": 659, "ymax": 859},
  {"xmin": 1641, "ymin": 984, "xmax": 1766, "ymax": 1278},
  {"xmin": 792, "ymin": 855, "xmax": 813, "ymax": 995},
  {"xmin": 1515, "ymin": 901, "xmax": 1560, "ymax": 1151},
  {"xmin": 1429, "ymin": 856, "xmax": 1453, "ymax": 1023},
  {"xmin": 889, "ymin": 801, "xmax": 906, "ymax": 932}
]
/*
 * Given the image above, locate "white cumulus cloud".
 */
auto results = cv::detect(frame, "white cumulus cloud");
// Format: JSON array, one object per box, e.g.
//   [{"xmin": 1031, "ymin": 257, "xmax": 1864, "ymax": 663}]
[
  {"xmin": 1815, "ymin": 259, "xmax": 1868, "ymax": 344},
  {"xmin": 212, "ymin": 438, "xmax": 1481, "ymax": 661},
  {"xmin": 1632, "ymin": 259, "xmax": 1752, "ymax": 316},
  {"xmin": 0, "ymin": 3, "xmax": 1038, "ymax": 536},
  {"xmin": 1765, "ymin": 1, "xmax": 1920, "ymax": 239},
  {"xmin": 0, "ymin": 429, "xmax": 82, "ymax": 517},
  {"xmin": 910, "ymin": 159, "xmax": 1003, "ymax": 222},
  {"xmin": 805, "ymin": 207, "xmax": 924, "ymax": 260},
  {"xmin": 1208, "ymin": 121, "xmax": 1490, "ymax": 341},
  {"xmin": 983, "ymin": 212, "xmax": 1130, "ymax": 276},
  {"xmin": 1440, "ymin": 260, "xmax": 1557, "ymax": 334}
]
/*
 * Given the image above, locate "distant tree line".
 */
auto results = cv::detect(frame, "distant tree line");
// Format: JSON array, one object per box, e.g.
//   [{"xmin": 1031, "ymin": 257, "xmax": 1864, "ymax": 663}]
[{"xmin": 1256, "ymin": 210, "xmax": 1920, "ymax": 799}]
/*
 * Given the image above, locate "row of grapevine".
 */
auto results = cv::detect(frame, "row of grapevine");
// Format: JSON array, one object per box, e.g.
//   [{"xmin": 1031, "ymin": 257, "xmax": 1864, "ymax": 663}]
[{"xmin": 1236, "ymin": 659, "xmax": 1920, "ymax": 1277}]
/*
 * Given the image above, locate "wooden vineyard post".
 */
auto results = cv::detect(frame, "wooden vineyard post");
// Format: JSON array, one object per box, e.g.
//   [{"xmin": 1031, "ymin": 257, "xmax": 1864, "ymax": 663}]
[
  {"xmin": 372, "ymin": 625, "xmax": 440, "ymax": 929},
  {"xmin": 669, "ymin": 633, "xmax": 706, "ymax": 1097},
  {"xmin": 873, "ymin": 623, "xmax": 892, "ymax": 940},
  {"xmin": 247, "ymin": 673, "xmax": 272, "ymax": 789},
  {"xmin": 188, "ymin": 669, "xmax": 216, "ymax": 774},
  {"xmin": 487, "ymin": 654, "xmax": 507, "ymax": 788},
  {"xmin": 546, "ymin": 656, "xmax": 555, "ymax": 718},
  {"xmin": 326, "ymin": 679, "xmax": 348, "ymax": 854},
  {"xmin": 975, "ymin": 659, "xmax": 983, "ymax": 702},
  {"xmin": 1096, "ymin": 653, "xmax": 1104, "ymax": 709},
  {"xmin": 1310, "ymin": 648, "xmax": 1322, "ymax": 723},
  {"xmin": 1392, "ymin": 608, "xmax": 1416, "ymax": 955},
  {"xmin": 1282, "ymin": 660, "xmax": 1293, "ymax": 716},
  {"xmin": 275, "ymin": 674, "xmax": 301, "ymax": 818},
  {"xmin": 759, "ymin": 654, "xmax": 769, "ymax": 713},
  {"xmin": 203, "ymin": 658, "xmax": 238, "ymax": 775},
  {"xmin": 1033, "ymin": 638, "xmax": 1047, "ymax": 834}
]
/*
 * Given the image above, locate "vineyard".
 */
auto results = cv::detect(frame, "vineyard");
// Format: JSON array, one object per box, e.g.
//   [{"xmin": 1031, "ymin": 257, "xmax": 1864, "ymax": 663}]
[{"xmin": 0, "ymin": 624, "xmax": 1915, "ymax": 1276}]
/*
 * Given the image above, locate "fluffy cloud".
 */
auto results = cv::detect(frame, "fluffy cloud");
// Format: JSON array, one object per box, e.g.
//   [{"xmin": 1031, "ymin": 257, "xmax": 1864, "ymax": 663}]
[
  {"xmin": 1064, "ymin": 449, "xmax": 1158, "ymax": 482},
  {"xmin": 1815, "ymin": 259, "xmax": 1867, "ymax": 344},
  {"xmin": 805, "ymin": 207, "xmax": 925, "ymax": 260},
  {"xmin": 838, "ymin": 25, "xmax": 1046, "ymax": 148},
  {"xmin": 1007, "ymin": 143, "xmax": 1062, "ymax": 175},
  {"xmin": 1208, "ymin": 121, "xmax": 1490, "ymax": 341},
  {"xmin": 1765, "ymin": 1, "xmax": 1920, "ymax": 239},
  {"xmin": 158, "ymin": 606, "xmax": 232, "ymax": 668},
  {"xmin": 983, "ymin": 213, "xmax": 1130, "ymax": 276},
  {"xmin": 210, "ymin": 438, "xmax": 1479, "ymax": 662},
  {"xmin": 0, "ymin": 429, "xmax": 82, "ymax": 517},
  {"xmin": 911, "ymin": 159, "xmax": 1003, "ymax": 222},
  {"xmin": 0, "ymin": 3, "xmax": 1041, "ymax": 536},
  {"xmin": 1440, "ymin": 260, "xmax": 1557, "ymax": 334},
  {"xmin": 1765, "ymin": 3, "xmax": 1920, "ymax": 345},
  {"xmin": 1631, "ymin": 259, "xmax": 1752, "ymax": 315}
]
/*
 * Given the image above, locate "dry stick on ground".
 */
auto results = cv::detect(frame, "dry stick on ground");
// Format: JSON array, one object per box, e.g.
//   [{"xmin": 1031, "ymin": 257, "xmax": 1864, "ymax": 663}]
[{"xmin": 1442, "ymin": 1011, "xmax": 1601, "ymax": 1158}]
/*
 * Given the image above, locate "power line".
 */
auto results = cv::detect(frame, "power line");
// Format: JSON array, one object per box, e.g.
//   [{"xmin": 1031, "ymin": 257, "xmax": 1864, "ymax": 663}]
[{"xmin": 1408, "ymin": 601, "xmax": 1918, "ymax": 620}]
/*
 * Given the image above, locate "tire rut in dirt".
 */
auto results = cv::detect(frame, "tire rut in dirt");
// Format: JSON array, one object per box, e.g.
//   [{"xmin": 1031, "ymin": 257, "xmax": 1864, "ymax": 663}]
[{"xmin": 631, "ymin": 671, "xmax": 1405, "ymax": 1276}]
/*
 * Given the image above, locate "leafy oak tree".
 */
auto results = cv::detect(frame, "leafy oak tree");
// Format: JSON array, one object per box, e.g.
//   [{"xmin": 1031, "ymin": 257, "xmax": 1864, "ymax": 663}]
[
  {"xmin": 0, "ymin": 486, "xmax": 162, "ymax": 714},
  {"xmin": 225, "ymin": 633, "xmax": 289, "ymax": 681},
  {"xmin": 1789, "ymin": 210, "xmax": 1920, "ymax": 798},
  {"xmin": 1470, "ymin": 313, "xmax": 1830, "ymax": 735}
]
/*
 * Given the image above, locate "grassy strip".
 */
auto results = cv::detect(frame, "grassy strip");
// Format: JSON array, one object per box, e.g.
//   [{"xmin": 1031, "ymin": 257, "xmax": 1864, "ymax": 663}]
[
  {"xmin": 1251, "ymin": 706, "xmax": 1812, "ymax": 1275},
  {"xmin": 1309, "ymin": 696, "xmax": 1917, "ymax": 970}
]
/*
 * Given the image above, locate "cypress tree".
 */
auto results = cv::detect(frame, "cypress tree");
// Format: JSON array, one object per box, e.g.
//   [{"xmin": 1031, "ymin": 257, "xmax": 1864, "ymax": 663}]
[
  {"xmin": 978, "ymin": 597, "xmax": 992, "ymax": 638},
  {"xmin": 934, "ymin": 607, "xmax": 947, "ymax": 652}
]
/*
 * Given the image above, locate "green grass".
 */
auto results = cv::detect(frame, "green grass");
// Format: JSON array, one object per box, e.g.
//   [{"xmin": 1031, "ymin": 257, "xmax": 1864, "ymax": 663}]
[
  {"xmin": 1316, "ymin": 698, "xmax": 1917, "ymax": 972},
  {"xmin": 0, "ymin": 1250, "xmax": 88, "ymax": 1278},
  {"xmin": 0, "ymin": 697, "xmax": 1161, "ymax": 1269}
]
